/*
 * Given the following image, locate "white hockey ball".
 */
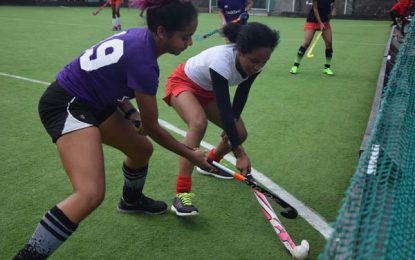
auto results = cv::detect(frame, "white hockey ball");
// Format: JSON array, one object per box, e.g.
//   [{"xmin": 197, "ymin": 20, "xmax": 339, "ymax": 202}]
[{"xmin": 292, "ymin": 240, "xmax": 309, "ymax": 260}]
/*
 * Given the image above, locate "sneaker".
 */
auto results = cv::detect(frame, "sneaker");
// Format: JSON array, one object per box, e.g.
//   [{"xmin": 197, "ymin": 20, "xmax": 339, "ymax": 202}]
[
  {"xmin": 323, "ymin": 67, "xmax": 334, "ymax": 75},
  {"xmin": 14, "ymin": 245, "xmax": 48, "ymax": 260},
  {"xmin": 196, "ymin": 160, "xmax": 233, "ymax": 180},
  {"xmin": 117, "ymin": 24, "xmax": 122, "ymax": 31},
  {"xmin": 117, "ymin": 195, "xmax": 167, "ymax": 215},
  {"xmin": 171, "ymin": 193, "xmax": 198, "ymax": 216},
  {"xmin": 112, "ymin": 26, "xmax": 118, "ymax": 31},
  {"xmin": 290, "ymin": 66, "xmax": 298, "ymax": 74}
]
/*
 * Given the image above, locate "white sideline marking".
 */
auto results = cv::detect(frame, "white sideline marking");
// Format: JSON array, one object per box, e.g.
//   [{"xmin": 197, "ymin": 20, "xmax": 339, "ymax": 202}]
[
  {"xmin": 1, "ymin": 71, "xmax": 333, "ymax": 239},
  {"xmin": 0, "ymin": 72, "xmax": 49, "ymax": 85}
]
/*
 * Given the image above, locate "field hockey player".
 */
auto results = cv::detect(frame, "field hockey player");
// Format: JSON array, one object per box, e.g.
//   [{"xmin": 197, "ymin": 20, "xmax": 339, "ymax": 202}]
[
  {"xmin": 163, "ymin": 22, "xmax": 280, "ymax": 217},
  {"xmin": 290, "ymin": 0, "xmax": 336, "ymax": 75},
  {"xmin": 13, "ymin": 0, "xmax": 213, "ymax": 258}
]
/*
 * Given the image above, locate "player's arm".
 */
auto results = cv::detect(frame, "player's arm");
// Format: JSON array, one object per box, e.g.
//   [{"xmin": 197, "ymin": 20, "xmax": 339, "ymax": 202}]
[
  {"xmin": 118, "ymin": 100, "xmax": 139, "ymax": 119},
  {"xmin": 210, "ymin": 69, "xmax": 251, "ymax": 174},
  {"xmin": 134, "ymin": 91, "xmax": 212, "ymax": 169},
  {"xmin": 210, "ymin": 69, "xmax": 242, "ymax": 148},
  {"xmin": 330, "ymin": 0, "xmax": 336, "ymax": 17},
  {"xmin": 245, "ymin": 0, "xmax": 253, "ymax": 12},
  {"xmin": 217, "ymin": 0, "xmax": 227, "ymax": 25},
  {"xmin": 118, "ymin": 100, "xmax": 142, "ymax": 128},
  {"xmin": 219, "ymin": 10, "xmax": 227, "ymax": 25},
  {"xmin": 232, "ymin": 72, "xmax": 259, "ymax": 119}
]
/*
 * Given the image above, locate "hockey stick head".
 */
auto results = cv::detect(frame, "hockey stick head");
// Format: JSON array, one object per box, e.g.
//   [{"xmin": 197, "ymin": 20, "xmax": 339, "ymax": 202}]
[
  {"xmin": 246, "ymin": 174, "xmax": 297, "ymax": 219},
  {"xmin": 210, "ymin": 160, "xmax": 298, "ymax": 219},
  {"xmin": 278, "ymin": 201, "xmax": 298, "ymax": 219}
]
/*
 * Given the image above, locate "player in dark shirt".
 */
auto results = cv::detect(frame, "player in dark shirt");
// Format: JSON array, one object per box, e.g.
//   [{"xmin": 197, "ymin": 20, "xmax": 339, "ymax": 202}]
[
  {"xmin": 217, "ymin": 0, "xmax": 253, "ymax": 25},
  {"xmin": 290, "ymin": 0, "xmax": 336, "ymax": 75}
]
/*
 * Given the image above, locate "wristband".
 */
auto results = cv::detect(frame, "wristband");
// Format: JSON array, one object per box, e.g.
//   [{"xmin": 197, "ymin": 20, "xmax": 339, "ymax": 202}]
[{"xmin": 124, "ymin": 108, "xmax": 137, "ymax": 120}]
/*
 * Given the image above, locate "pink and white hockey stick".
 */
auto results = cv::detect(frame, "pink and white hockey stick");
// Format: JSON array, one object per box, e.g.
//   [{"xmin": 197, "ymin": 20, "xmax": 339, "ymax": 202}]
[
  {"xmin": 253, "ymin": 189, "xmax": 309, "ymax": 259},
  {"xmin": 211, "ymin": 161, "xmax": 309, "ymax": 259}
]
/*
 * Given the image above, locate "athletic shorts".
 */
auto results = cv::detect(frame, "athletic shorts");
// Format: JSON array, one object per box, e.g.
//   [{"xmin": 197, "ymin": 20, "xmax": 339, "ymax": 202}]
[
  {"xmin": 163, "ymin": 63, "xmax": 215, "ymax": 107},
  {"xmin": 109, "ymin": 0, "xmax": 123, "ymax": 5},
  {"xmin": 304, "ymin": 22, "xmax": 331, "ymax": 31},
  {"xmin": 38, "ymin": 81, "xmax": 116, "ymax": 143}
]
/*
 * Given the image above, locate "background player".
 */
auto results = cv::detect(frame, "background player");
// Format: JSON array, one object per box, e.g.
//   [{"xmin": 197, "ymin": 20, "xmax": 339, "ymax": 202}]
[
  {"xmin": 218, "ymin": 0, "xmax": 253, "ymax": 25},
  {"xmin": 390, "ymin": 0, "xmax": 412, "ymax": 35},
  {"xmin": 290, "ymin": 0, "xmax": 336, "ymax": 75},
  {"xmin": 92, "ymin": 0, "xmax": 123, "ymax": 31}
]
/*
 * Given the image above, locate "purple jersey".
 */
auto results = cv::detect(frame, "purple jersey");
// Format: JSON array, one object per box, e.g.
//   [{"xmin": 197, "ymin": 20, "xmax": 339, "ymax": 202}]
[
  {"xmin": 218, "ymin": 0, "xmax": 247, "ymax": 23},
  {"xmin": 57, "ymin": 28, "xmax": 159, "ymax": 109}
]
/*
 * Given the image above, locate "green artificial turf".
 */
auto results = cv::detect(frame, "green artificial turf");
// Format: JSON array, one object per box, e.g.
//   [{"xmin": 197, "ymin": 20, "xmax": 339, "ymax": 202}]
[{"xmin": 0, "ymin": 6, "xmax": 390, "ymax": 259}]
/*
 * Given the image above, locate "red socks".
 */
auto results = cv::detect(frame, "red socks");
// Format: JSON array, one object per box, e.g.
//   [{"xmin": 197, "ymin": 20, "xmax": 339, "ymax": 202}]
[
  {"xmin": 176, "ymin": 175, "xmax": 192, "ymax": 194},
  {"xmin": 175, "ymin": 149, "xmax": 222, "ymax": 194},
  {"xmin": 207, "ymin": 149, "xmax": 223, "ymax": 162}
]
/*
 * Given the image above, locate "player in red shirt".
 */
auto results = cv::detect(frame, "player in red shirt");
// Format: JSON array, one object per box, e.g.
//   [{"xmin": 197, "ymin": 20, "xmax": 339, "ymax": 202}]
[{"xmin": 390, "ymin": 0, "xmax": 412, "ymax": 35}]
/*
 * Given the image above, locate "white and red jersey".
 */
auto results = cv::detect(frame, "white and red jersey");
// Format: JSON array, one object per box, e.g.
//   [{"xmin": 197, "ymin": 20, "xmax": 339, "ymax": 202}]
[{"xmin": 184, "ymin": 44, "xmax": 248, "ymax": 91}]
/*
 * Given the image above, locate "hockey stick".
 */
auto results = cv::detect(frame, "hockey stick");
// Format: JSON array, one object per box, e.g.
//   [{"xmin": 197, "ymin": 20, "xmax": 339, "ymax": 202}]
[
  {"xmin": 91, "ymin": 1, "xmax": 109, "ymax": 16},
  {"xmin": 195, "ymin": 28, "xmax": 220, "ymax": 41},
  {"xmin": 251, "ymin": 185, "xmax": 310, "ymax": 260},
  {"xmin": 195, "ymin": 17, "xmax": 241, "ymax": 42},
  {"xmin": 306, "ymin": 31, "xmax": 322, "ymax": 58},
  {"xmin": 209, "ymin": 160, "xmax": 298, "ymax": 219}
]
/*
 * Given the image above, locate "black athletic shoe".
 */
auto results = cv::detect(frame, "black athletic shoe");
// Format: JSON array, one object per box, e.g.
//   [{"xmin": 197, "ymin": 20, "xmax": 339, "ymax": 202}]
[
  {"xmin": 117, "ymin": 195, "xmax": 167, "ymax": 215},
  {"xmin": 171, "ymin": 193, "xmax": 198, "ymax": 216},
  {"xmin": 14, "ymin": 245, "xmax": 47, "ymax": 260}
]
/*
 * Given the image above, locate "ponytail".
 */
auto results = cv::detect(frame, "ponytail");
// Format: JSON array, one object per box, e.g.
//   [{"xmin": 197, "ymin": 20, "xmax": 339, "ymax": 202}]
[
  {"xmin": 221, "ymin": 23, "xmax": 242, "ymax": 44},
  {"xmin": 130, "ymin": 0, "xmax": 197, "ymax": 34}
]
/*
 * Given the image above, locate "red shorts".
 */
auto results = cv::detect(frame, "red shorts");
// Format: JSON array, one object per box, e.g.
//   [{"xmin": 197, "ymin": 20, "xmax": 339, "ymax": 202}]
[
  {"xmin": 304, "ymin": 22, "xmax": 331, "ymax": 31},
  {"xmin": 164, "ymin": 63, "xmax": 215, "ymax": 107},
  {"xmin": 109, "ymin": 0, "xmax": 123, "ymax": 5}
]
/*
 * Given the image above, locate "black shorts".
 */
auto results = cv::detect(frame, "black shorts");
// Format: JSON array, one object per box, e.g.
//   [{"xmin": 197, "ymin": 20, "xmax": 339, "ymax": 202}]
[{"xmin": 38, "ymin": 81, "xmax": 116, "ymax": 143}]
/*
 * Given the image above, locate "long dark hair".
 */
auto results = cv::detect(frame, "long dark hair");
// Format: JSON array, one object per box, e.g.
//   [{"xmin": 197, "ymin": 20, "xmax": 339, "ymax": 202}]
[
  {"xmin": 222, "ymin": 22, "xmax": 280, "ymax": 54},
  {"xmin": 130, "ymin": 0, "xmax": 197, "ymax": 34}
]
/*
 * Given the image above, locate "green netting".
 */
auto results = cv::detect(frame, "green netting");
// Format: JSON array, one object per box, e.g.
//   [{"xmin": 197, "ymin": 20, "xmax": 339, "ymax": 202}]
[{"xmin": 321, "ymin": 20, "xmax": 415, "ymax": 259}]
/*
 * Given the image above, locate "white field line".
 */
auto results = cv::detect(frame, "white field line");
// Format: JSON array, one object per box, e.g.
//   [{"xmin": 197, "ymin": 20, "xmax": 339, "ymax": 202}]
[{"xmin": 0, "ymin": 71, "xmax": 334, "ymax": 239}]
